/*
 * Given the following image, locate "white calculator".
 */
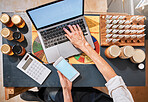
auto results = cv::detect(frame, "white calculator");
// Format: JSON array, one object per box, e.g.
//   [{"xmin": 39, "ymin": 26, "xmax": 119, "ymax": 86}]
[{"xmin": 17, "ymin": 53, "xmax": 51, "ymax": 85}]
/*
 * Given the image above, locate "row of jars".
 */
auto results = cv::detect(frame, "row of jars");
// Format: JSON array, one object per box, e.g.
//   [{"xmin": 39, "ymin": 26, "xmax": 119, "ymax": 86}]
[
  {"xmin": 105, "ymin": 45, "xmax": 145, "ymax": 64},
  {"xmin": 1, "ymin": 28, "xmax": 25, "ymax": 42},
  {"xmin": 1, "ymin": 44, "xmax": 26, "ymax": 56},
  {"xmin": 0, "ymin": 13, "xmax": 25, "ymax": 28}
]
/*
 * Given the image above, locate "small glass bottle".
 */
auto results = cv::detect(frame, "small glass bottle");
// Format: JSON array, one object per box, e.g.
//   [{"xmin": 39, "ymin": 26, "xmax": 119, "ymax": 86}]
[
  {"xmin": 11, "ymin": 15, "xmax": 25, "ymax": 28},
  {"xmin": 1, "ymin": 28, "xmax": 14, "ymax": 40},
  {"xmin": 0, "ymin": 14, "xmax": 14, "ymax": 27},
  {"xmin": 1, "ymin": 44, "xmax": 14, "ymax": 56},
  {"xmin": 13, "ymin": 32, "xmax": 25, "ymax": 42},
  {"xmin": 12, "ymin": 44, "xmax": 26, "ymax": 56}
]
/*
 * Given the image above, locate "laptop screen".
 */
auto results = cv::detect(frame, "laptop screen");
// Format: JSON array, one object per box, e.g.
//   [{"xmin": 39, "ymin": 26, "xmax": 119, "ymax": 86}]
[{"xmin": 27, "ymin": 0, "xmax": 83, "ymax": 30}]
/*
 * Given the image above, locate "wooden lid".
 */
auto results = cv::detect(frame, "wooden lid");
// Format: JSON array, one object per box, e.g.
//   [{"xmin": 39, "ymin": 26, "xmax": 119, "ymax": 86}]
[
  {"xmin": 1, "ymin": 28, "xmax": 10, "ymax": 38},
  {"xmin": 0, "ymin": 14, "xmax": 10, "ymax": 23},
  {"xmin": 1, "ymin": 44, "xmax": 11, "ymax": 54},
  {"xmin": 11, "ymin": 15, "xmax": 21, "ymax": 24},
  {"xmin": 123, "ymin": 46, "xmax": 134, "ymax": 57},
  {"xmin": 132, "ymin": 49, "xmax": 145, "ymax": 63},
  {"xmin": 109, "ymin": 45, "xmax": 121, "ymax": 57}
]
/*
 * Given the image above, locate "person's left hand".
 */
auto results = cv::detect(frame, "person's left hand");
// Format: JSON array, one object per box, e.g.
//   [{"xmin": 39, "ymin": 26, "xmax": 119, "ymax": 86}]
[{"xmin": 57, "ymin": 71, "xmax": 72, "ymax": 91}]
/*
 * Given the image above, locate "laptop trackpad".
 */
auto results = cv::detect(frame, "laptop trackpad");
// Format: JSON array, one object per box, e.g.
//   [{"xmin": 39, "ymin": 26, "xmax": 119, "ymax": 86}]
[
  {"xmin": 45, "ymin": 46, "xmax": 60, "ymax": 63},
  {"xmin": 58, "ymin": 42, "xmax": 80, "ymax": 58}
]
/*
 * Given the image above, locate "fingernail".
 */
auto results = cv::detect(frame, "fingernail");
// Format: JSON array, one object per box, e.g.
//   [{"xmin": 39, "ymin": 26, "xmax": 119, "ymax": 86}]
[
  {"xmin": 63, "ymin": 28, "xmax": 66, "ymax": 30},
  {"xmin": 68, "ymin": 25, "xmax": 71, "ymax": 27},
  {"xmin": 76, "ymin": 24, "xmax": 79, "ymax": 26}
]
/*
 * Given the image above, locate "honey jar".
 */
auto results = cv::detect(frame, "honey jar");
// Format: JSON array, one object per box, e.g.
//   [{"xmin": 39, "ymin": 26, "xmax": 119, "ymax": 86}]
[
  {"xmin": 13, "ymin": 32, "xmax": 25, "ymax": 42},
  {"xmin": 0, "ymin": 14, "xmax": 14, "ymax": 27},
  {"xmin": 1, "ymin": 44, "xmax": 14, "ymax": 56},
  {"xmin": 12, "ymin": 44, "xmax": 26, "ymax": 56},
  {"xmin": 11, "ymin": 15, "xmax": 25, "ymax": 28},
  {"xmin": 1, "ymin": 28, "xmax": 14, "ymax": 40}
]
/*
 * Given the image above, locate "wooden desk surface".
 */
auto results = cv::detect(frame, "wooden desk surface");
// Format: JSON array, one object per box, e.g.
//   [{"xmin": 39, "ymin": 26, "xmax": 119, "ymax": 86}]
[{"xmin": 0, "ymin": 0, "xmax": 148, "ymax": 102}]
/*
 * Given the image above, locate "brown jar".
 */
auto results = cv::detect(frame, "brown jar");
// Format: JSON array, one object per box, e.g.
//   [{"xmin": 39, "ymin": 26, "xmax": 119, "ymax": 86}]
[
  {"xmin": 11, "ymin": 15, "xmax": 25, "ymax": 28},
  {"xmin": 0, "ymin": 14, "xmax": 14, "ymax": 27},
  {"xmin": 130, "ymin": 49, "xmax": 145, "ymax": 63},
  {"xmin": 105, "ymin": 45, "xmax": 121, "ymax": 58},
  {"xmin": 13, "ymin": 32, "xmax": 25, "ymax": 42},
  {"xmin": 119, "ymin": 46, "xmax": 135, "ymax": 59},
  {"xmin": 12, "ymin": 44, "xmax": 26, "ymax": 56},
  {"xmin": 1, "ymin": 28, "xmax": 14, "ymax": 40},
  {"xmin": 1, "ymin": 44, "xmax": 14, "ymax": 56}
]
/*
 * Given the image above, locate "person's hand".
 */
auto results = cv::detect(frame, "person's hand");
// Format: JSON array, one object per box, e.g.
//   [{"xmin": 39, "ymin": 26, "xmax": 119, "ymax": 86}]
[
  {"xmin": 57, "ymin": 71, "xmax": 72, "ymax": 91},
  {"xmin": 63, "ymin": 24, "xmax": 89, "ymax": 50}
]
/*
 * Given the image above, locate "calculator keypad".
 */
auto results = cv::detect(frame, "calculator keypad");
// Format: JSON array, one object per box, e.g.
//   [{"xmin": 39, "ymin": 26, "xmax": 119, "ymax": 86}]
[
  {"xmin": 17, "ymin": 53, "xmax": 51, "ymax": 85},
  {"xmin": 26, "ymin": 61, "xmax": 46, "ymax": 81}
]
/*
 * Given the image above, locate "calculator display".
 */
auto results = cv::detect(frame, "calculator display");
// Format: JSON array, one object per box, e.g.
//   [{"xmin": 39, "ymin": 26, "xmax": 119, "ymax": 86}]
[{"xmin": 22, "ymin": 58, "xmax": 33, "ymax": 70}]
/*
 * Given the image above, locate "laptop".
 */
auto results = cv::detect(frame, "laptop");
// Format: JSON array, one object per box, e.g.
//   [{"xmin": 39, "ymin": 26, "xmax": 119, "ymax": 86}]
[{"xmin": 26, "ymin": 0, "xmax": 95, "ymax": 63}]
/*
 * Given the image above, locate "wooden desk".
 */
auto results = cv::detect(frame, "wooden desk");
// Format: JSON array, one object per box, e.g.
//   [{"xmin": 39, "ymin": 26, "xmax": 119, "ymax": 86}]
[{"xmin": 1, "ymin": 0, "xmax": 148, "ymax": 102}]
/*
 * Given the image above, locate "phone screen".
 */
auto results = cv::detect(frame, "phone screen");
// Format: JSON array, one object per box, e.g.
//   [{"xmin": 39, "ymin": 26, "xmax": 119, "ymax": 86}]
[{"xmin": 55, "ymin": 59, "xmax": 78, "ymax": 80}]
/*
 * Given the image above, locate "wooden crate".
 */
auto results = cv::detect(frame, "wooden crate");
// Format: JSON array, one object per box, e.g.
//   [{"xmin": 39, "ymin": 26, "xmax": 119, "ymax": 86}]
[{"xmin": 100, "ymin": 14, "xmax": 145, "ymax": 46}]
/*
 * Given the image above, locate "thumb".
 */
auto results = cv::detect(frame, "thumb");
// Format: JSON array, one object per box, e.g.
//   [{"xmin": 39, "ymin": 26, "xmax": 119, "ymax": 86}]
[{"xmin": 57, "ymin": 71, "xmax": 64, "ymax": 80}]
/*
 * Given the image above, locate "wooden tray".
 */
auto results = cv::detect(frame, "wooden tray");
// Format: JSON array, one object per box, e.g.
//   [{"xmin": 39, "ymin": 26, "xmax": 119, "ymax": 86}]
[{"xmin": 100, "ymin": 14, "xmax": 145, "ymax": 46}]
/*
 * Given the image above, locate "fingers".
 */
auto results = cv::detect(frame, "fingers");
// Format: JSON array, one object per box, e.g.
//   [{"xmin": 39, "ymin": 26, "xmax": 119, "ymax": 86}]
[
  {"xmin": 57, "ymin": 71, "xmax": 64, "ymax": 81},
  {"xmin": 63, "ymin": 28, "xmax": 71, "ymax": 35},
  {"xmin": 77, "ymin": 24, "xmax": 84, "ymax": 37},
  {"xmin": 76, "ymin": 24, "xmax": 82, "ymax": 33},
  {"xmin": 57, "ymin": 71, "xmax": 67, "ymax": 80},
  {"xmin": 68, "ymin": 25, "xmax": 75, "ymax": 32},
  {"xmin": 65, "ymin": 34, "xmax": 72, "ymax": 41},
  {"xmin": 72, "ymin": 25, "xmax": 78, "ymax": 32}
]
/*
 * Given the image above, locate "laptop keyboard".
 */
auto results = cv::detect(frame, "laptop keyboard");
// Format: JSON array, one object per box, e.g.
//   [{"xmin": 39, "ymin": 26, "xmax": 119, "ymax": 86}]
[{"xmin": 40, "ymin": 19, "xmax": 88, "ymax": 48}]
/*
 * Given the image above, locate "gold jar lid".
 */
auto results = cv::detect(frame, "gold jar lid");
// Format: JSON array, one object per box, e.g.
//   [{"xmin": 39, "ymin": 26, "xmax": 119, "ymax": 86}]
[
  {"xmin": 132, "ymin": 49, "xmax": 145, "ymax": 63},
  {"xmin": 123, "ymin": 46, "xmax": 134, "ymax": 58},
  {"xmin": 1, "ymin": 44, "xmax": 11, "ymax": 54},
  {"xmin": 11, "ymin": 15, "xmax": 21, "ymax": 24},
  {"xmin": 0, "ymin": 14, "xmax": 10, "ymax": 23},
  {"xmin": 1, "ymin": 28, "xmax": 11, "ymax": 38},
  {"xmin": 109, "ymin": 45, "xmax": 121, "ymax": 57}
]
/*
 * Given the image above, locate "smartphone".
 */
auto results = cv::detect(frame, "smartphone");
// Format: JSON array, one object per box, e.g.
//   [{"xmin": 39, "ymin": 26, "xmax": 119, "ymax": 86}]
[{"xmin": 53, "ymin": 57, "xmax": 80, "ymax": 82}]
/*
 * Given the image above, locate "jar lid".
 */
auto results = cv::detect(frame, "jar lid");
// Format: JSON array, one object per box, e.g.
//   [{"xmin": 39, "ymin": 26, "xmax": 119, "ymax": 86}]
[
  {"xmin": 123, "ymin": 46, "xmax": 134, "ymax": 57},
  {"xmin": 132, "ymin": 49, "xmax": 145, "ymax": 63},
  {"xmin": 109, "ymin": 45, "xmax": 121, "ymax": 57},
  {"xmin": 1, "ymin": 44, "xmax": 11, "ymax": 54},
  {"xmin": 12, "ymin": 44, "xmax": 22, "ymax": 55},
  {"xmin": 11, "ymin": 15, "xmax": 21, "ymax": 24},
  {"xmin": 0, "ymin": 14, "xmax": 10, "ymax": 23},
  {"xmin": 13, "ymin": 32, "xmax": 21, "ymax": 40},
  {"xmin": 1, "ymin": 28, "xmax": 11, "ymax": 38}
]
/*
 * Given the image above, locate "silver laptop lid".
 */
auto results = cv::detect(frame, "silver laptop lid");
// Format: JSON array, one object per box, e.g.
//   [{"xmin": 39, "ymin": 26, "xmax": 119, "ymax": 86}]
[{"xmin": 26, "ymin": 0, "xmax": 84, "ymax": 30}]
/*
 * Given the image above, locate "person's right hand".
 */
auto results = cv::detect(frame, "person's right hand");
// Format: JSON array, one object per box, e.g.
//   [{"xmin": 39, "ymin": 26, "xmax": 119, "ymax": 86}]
[
  {"xmin": 57, "ymin": 71, "xmax": 72, "ymax": 91},
  {"xmin": 63, "ymin": 24, "xmax": 89, "ymax": 51}
]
